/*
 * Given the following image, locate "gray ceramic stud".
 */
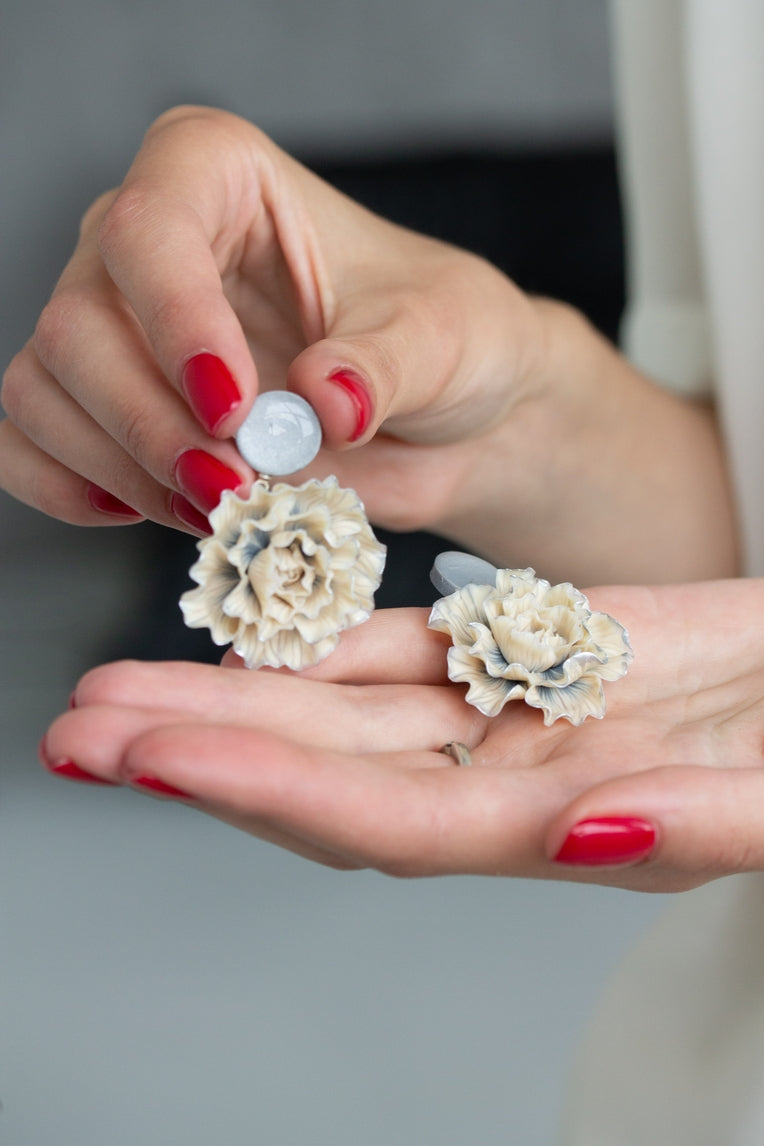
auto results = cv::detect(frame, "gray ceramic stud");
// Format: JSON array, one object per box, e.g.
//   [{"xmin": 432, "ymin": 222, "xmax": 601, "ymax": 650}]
[
  {"xmin": 430, "ymin": 551, "xmax": 499, "ymax": 597},
  {"xmin": 236, "ymin": 391, "xmax": 322, "ymax": 476}
]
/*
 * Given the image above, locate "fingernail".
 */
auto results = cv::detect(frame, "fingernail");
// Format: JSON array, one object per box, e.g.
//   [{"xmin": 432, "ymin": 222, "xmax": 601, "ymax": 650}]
[
  {"xmin": 554, "ymin": 816, "xmax": 656, "ymax": 866},
  {"xmin": 171, "ymin": 492, "xmax": 213, "ymax": 535},
  {"xmin": 327, "ymin": 369, "xmax": 373, "ymax": 442},
  {"xmin": 174, "ymin": 449, "xmax": 243, "ymax": 514},
  {"xmin": 131, "ymin": 774, "xmax": 194, "ymax": 799},
  {"xmin": 87, "ymin": 483, "xmax": 142, "ymax": 518},
  {"xmin": 39, "ymin": 739, "xmax": 118, "ymax": 786},
  {"xmin": 182, "ymin": 353, "xmax": 241, "ymax": 434}
]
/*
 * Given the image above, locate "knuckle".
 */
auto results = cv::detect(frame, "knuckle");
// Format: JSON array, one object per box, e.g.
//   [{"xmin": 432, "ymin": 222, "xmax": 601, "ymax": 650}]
[
  {"xmin": 148, "ymin": 103, "xmax": 259, "ymax": 145},
  {"xmin": 1, "ymin": 350, "xmax": 29, "ymax": 421},
  {"xmin": 33, "ymin": 288, "xmax": 87, "ymax": 371},
  {"xmin": 12, "ymin": 466, "xmax": 92, "ymax": 526},
  {"xmin": 78, "ymin": 189, "xmax": 119, "ymax": 241},
  {"xmin": 96, "ymin": 185, "xmax": 153, "ymax": 260},
  {"xmin": 118, "ymin": 401, "xmax": 159, "ymax": 466}
]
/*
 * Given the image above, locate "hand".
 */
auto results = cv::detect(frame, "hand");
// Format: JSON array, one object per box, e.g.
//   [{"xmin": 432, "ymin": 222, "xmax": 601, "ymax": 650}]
[
  {"xmin": 0, "ymin": 104, "xmax": 538, "ymax": 538},
  {"xmin": 40, "ymin": 579, "xmax": 764, "ymax": 891},
  {"xmin": 1, "ymin": 104, "xmax": 735, "ymax": 583}
]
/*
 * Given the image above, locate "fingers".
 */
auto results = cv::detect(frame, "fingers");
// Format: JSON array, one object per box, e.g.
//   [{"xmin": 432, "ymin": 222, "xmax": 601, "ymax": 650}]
[
  {"xmin": 288, "ymin": 243, "xmax": 523, "ymax": 453},
  {"xmin": 548, "ymin": 764, "xmax": 764, "ymax": 891},
  {"xmin": 94, "ymin": 108, "xmax": 263, "ymax": 431},
  {"xmin": 62, "ymin": 654, "xmax": 482, "ymax": 758},
  {"xmin": 1, "ymin": 108, "xmax": 264, "ymax": 527},
  {"xmin": 90, "ymin": 722, "xmax": 558, "ymax": 877},
  {"xmin": 0, "ymin": 419, "xmax": 145, "ymax": 525},
  {"xmin": 284, "ymin": 608, "xmax": 453, "ymax": 686},
  {"xmin": 41, "ymin": 686, "xmax": 565, "ymax": 879}
]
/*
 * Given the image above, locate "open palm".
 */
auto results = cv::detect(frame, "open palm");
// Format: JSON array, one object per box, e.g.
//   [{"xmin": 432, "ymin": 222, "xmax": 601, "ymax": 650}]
[{"xmin": 42, "ymin": 578, "xmax": 764, "ymax": 892}]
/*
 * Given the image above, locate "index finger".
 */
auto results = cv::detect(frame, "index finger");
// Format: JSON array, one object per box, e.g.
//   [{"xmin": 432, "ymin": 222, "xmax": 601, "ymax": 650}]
[{"xmin": 96, "ymin": 107, "xmax": 269, "ymax": 436}]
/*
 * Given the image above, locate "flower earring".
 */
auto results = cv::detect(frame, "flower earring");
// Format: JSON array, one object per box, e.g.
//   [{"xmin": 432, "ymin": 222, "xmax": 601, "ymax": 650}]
[
  {"xmin": 180, "ymin": 392, "xmax": 386, "ymax": 670},
  {"xmin": 428, "ymin": 552, "xmax": 632, "ymax": 726}
]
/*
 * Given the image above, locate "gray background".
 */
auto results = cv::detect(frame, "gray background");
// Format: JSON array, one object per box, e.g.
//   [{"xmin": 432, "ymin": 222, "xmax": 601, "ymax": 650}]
[{"xmin": 1, "ymin": 3, "xmax": 668, "ymax": 1143}]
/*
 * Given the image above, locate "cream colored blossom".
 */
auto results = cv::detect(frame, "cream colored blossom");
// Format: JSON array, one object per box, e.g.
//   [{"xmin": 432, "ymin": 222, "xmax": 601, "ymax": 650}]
[
  {"xmin": 180, "ymin": 477, "xmax": 386, "ymax": 670},
  {"xmin": 428, "ymin": 567, "xmax": 632, "ymax": 725}
]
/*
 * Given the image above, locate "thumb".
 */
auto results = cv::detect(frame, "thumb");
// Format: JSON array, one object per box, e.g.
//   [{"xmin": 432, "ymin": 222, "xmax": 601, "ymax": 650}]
[
  {"xmin": 287, "ymin": 294, "xmax": 493, "ymax": 452},
  {"xmin": 546, "ymin": 765, "xmax": 764, "ymax": 891}
]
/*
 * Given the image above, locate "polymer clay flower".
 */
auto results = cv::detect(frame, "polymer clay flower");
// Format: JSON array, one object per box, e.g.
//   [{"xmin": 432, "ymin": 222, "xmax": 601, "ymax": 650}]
[
  {"xmin": 180, "ymin": 476, "xmax": 386, "ymax": 670},
  {"xmin": 428, "ymin": 567, "xmax": 632, "ymax": 725}
]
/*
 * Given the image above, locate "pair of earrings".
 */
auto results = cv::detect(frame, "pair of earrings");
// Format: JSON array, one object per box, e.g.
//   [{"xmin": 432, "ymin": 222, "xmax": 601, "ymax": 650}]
[{"xmin": 180, "ymin": 391, "xmax": 632, "ymax": 727}]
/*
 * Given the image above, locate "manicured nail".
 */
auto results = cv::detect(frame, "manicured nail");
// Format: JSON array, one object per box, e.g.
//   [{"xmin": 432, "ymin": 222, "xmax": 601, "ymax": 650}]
[
  {"xmin": 182, "ymin": 353, "xmax": 241, "ymax": 434},
  {"xmin": 554, "ymin": 816, "xmax": 656, "ymax": 866},
  {"xmin": 87, "ymin": 483, "xmax": 142, "ymax": 518},
  {"xmin": 48, "ymin": 760, "xmax": 119, "ymax": 786},
  {"xmin": 39, "ymin": 739, "xmax": 118, "ymax": 786},
  {"xmin": 327, "ymin": 369, "xmax": 373, "ymax": 442},
  {"xmin": 174, "ymin": 449, "xmax": 243, "ymax": 514},
  {"xmin": 171, "ymin": 492, "xmax": 213, "ymax": 535},
  {"xmin": 131, "ymin": 774, "xmax": 194, "ymax": 799}
]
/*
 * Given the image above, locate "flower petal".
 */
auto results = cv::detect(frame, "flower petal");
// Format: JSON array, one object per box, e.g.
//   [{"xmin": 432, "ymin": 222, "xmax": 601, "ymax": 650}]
[
  {"xmin": 448, "ymin": 647, "xmax": 526, "ymax": 717},
  {"xmin": 180, "ymin": 475, "xmax": 385, "ymax": 670},
  {"xmin": 428, "ymin": 583, "xmax": 497, "ymax": 645},
  {"xmin": 585, "ymin": 611, "xmax": 634, "ymax": 680},
  {"xmin": 525, "ymin": 675, "xmax": 606, "ymax": 726}
]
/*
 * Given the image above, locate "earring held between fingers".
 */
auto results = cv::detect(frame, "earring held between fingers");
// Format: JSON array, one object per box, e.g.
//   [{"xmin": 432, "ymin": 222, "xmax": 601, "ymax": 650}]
[{"xmin": 182, "ymin": 391, "xmax": 386, "ymax": 672}]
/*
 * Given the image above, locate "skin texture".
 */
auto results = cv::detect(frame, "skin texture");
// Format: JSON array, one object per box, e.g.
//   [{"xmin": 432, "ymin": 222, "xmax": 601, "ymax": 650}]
[
  {"xmin": 43, "ymin": 580, "xmax": 764, "ymax": 893},
  {"xmin": 0, "ymin": 105, "xmax": 738, "ymax": 585}
]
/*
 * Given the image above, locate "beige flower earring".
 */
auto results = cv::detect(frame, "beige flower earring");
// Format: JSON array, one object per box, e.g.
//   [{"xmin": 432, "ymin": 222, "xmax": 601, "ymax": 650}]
[
  {"xmin": 180, "ymin": 392, "xmax": 386, "ymax": 670},
  {"xmin": 428, "ymin": 553, "xmax": 632, "ymax": 726}
]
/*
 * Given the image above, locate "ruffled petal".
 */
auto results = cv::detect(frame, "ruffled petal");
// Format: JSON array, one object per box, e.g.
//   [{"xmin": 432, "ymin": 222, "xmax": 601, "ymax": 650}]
[
  {"xmin": 448, "ymin": 647, "xmax": 526, "ymax": 717},
  {"xmin": 180, "ymin": 476, "xmax": 386, "ymax": 669},
  {"xmin": 525, "ymin": 675, "xmax": 606, "ymax": 726},
  {"xmin": 429, "ymin": 564, "xmax": 632, "ymax": 725},
  {"xmin": 585, "ymin": 611, "xmax": 634, "ymax": 680}
]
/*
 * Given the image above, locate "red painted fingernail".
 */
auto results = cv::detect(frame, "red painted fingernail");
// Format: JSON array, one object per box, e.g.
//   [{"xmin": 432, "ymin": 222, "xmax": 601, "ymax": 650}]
[
  {"xmin": 554, "ymin": 816, "xmax": 656, "ymax": 866},
  {"xmin": 48, "ymin": 760, "xmax": 119, "ymax": 786},
  {"xmin": 327, "ymin": 369, "xmax": 373, "ymax": 442},
  {"xmin": 171, "ymin": 492, "xmax": 213, "ymax": 535},
  {"xmin": 174, "ymin": 449, "xmax": 243, "ymax": 514},
  {"xmin": 182, "ymin": 353, "xmax": 241, "ymax": 434},
  {"xmin": 39, "ymin": 739, "xmax": 118, "ymax": 786},
  {"xmin": 131, "ymin": 774, "xmax": 194, "ymax": 799},
  {"xmin": 87, "ymin": 483, "xmax": 142, "ymax": 518}
]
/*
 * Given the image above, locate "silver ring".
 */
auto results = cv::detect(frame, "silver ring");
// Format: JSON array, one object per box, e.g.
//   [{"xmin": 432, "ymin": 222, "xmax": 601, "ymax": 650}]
[{"xmin": 440, "ymin": 742, "xmax": 473, "ymax": 767}]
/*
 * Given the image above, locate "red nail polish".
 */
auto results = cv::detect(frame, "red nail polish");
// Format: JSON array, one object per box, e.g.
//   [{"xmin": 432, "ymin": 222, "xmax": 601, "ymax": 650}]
[
  {"xmin": 171, "ymin": 492, "xmax": 213, "ymax": 535},
  {"xmin": 131, "ymin": 774, "xmax": 194, "ymax": 799},
  {"xmin": 39, "ymin": 740, "xmax": 118, "ymax": 786},
  {"xmin": 327, "ymin": 369, "xmax": 373, "ymax": 442},
  {"xmin": 182, "ymin": 353, "xmax": 241, "ymax": 434},
  {"xmin": 87, "ymin": 483, "xmax": 142, "ymax": 518},
  {"xmin": 174, "ymin": 449, "xmax": 243, "ymax": 514},
  {"xmin": 554, "ymin": 817, "xmax": 656, "ymax": 866}
]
